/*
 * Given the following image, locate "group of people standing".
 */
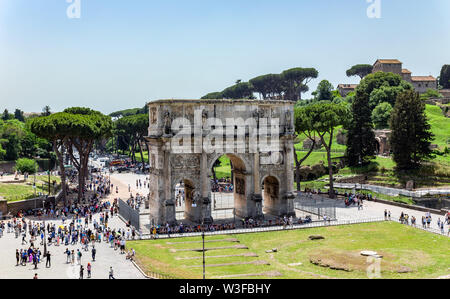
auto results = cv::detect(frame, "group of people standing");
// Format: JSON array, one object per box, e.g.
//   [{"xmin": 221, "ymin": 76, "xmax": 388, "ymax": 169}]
[{"xmin": 397, "ymin": 210, "xmax": 450, "ymax": 235}]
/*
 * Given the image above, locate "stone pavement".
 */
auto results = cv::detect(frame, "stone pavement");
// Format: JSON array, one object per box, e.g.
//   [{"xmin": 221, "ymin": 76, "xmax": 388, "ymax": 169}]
[
  {"xmin": 0, "ymin": 206, "xmax": 145, "ymax": 279},
  {"xmin": 0, "ymin": 167, "xmax": 150, "ymax": 279}
]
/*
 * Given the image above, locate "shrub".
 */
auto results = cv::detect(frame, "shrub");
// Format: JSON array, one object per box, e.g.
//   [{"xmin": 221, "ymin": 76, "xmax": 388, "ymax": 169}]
[{"xmin": 15, "ymin": 158, "xmax": 38, "ymax": 174}]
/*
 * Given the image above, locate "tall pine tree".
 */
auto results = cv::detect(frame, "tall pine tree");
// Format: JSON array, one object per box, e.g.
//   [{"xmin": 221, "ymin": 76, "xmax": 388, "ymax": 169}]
[
  {"xmin": 345, "ymin": 88, "xmax": 377, "ymax": 166},
  {"xmin": 346, "ymin": 72, "xmax": 409, "ymax": 166},
  {"xmin": 390, "ymin": 90, "xmax": 434, "ymax": 170}
]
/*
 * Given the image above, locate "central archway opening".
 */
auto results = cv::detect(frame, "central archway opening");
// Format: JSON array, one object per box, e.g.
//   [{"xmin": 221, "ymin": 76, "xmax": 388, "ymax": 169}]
[
  {"xmin": 262, "ymin": 176, "xmax": 280, "ymax": 216},
  {"xmin": 175, "ymin": 179, "xmax": 196, "ymax": 221},
  {"xmin": 210, "ymin": 154, "xmax": 246, "ymax": 222}
]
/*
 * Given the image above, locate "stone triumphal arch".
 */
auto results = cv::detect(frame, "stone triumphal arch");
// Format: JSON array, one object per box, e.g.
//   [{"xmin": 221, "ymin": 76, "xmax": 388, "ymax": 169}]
[{"xmin": 145, "ymin": 99, "xmax": 296, "ymax": 225}]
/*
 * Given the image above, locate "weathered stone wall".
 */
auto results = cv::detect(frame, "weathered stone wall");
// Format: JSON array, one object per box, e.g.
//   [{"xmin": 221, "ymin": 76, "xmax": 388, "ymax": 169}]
[
  {"xmin": 372, "ymin": 62, "xmax": 402, "ymax": 75},
  {"xmin": 412, "ymin": 80, "xmax": 438, "ymax": 94},
  {"xmin": 6, "ymin": 196, "xmax": 56, "ymax": 216},
  {"xmin": 0, "ymin": 161, "xmax": 16, "ymax": 173}
]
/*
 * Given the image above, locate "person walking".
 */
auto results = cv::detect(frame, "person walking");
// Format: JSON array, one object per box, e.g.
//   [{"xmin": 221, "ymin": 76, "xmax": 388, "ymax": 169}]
[
  {"xmin": 91, "ymin": 246, "xmax": 96, "ymax": 261},
  {"xmin": 109, "ymin": 266, "xmax": 115, "ymax": 279},
  {"xmin": 77, "ymin": 249, "xmax": 82, "ymax": 265},
  {"xmin": 22, "ymin": 233, "xmax": 27, "ymax": 245},
  {"xmin": 33, "ymin": 252, "xmax": 38, "ymax": 269},
  {"xmin": 87, "ymin": 263, "xmax": 92, "ymax": 278},
  {"xmin": 65, "ymin": 248, "xmax": 71, "ymax": 264},
  {"xmin": 79, "ymin": 265, "xmax": 84, "ymax": 279},
  {"xmin": 16, "ymin": 249, "xmax": 20, "ymax": 266},
  {"xmin": 45, "ymin": 251, "xmax": 51, "ymax": 268}
]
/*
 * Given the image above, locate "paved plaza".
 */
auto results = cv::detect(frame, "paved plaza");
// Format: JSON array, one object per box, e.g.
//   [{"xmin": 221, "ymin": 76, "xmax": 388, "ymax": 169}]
[{"xmin": 0, "ymin": 211, "xmax": 145, "ymax": 279}]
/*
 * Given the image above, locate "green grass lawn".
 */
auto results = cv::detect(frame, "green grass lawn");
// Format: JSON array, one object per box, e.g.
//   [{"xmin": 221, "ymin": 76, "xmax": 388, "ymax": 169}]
[
  {"xmin": 0, "ymin": 176, "xmax": 61, "ymax": 202},
  {"xmin": 426, "ymin": 104, "xmax": 450, "ymax": 150},
  {"xmin": 0, "ymin": 183, "xmax": 49, "ymax": 202},
  {"xmin": 296, "ymin": 151, "xmax": 345, "ymax": 166},
  {"xmin": 129, "ymin": 222, "xmax": 450, "ymax": 279}
]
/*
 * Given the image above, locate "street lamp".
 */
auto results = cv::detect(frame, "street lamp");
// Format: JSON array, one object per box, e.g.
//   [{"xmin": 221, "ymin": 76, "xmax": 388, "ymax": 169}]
[
  {"xmin": 202, "ymin": 228, "xmax": 205, "ymax": 280},
  {"xmin": 193, "ymin": 195, "xmax": 206, "ymax": 280},
  {"xmin": 43, "ymin": 217, "xmax": 47, "ymax": 256}
]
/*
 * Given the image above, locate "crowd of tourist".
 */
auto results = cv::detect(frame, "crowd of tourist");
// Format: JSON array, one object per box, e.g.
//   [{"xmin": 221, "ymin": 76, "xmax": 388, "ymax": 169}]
[
  {"xmin": 1, "ymin": 201, "xmax": 139, "ymax": 278},
  {"xmin": 343, "ymin": 192, "xmax": 370, "ymax": 209},
  {"xmin": 146, "ymin": 214, "xmax": 315, "ymax": 238},
  {"xmin": 211, "ymin": 178, "xmax": 234, "ymax": 193},
  {"xmin": 396, "ymin": 210, "xmax": 450, "ymax": 235},
  {"xmin": 0, "ymin": 166, "xmax": 145, "ymax": 279},
  {"xmin": 126, "ymin": 194, "xmax": 146, "ymax": 211}
]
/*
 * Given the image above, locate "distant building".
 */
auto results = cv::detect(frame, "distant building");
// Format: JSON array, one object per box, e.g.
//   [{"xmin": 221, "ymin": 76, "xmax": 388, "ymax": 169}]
[
  {"xmin": 410, "ymin": 76, "xmax": 438, "ymax": 94},
  {"xmin": 401, "ymin": 69, "xmax": 412, "ymax": 81},
  {"xmin": 337, "ymin": 59, "xmax": 437, "ymax": 96},
  {"xmin": 372, "ymin": 59, "xmax": 437, "ymax": 94},
  {"xmin": 372, "ymin": 59, "xmax": 403, "ymax": 74},
  {"xmin": 337, "ymin": 84, "xmax": 358, "ymax": 97}
]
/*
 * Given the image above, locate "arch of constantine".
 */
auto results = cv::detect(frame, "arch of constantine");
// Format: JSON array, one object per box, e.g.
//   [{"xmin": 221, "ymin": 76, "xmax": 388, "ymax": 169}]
[{"xmin": 145, "ymin": 99, "xmax": 296, "ymax": 225}]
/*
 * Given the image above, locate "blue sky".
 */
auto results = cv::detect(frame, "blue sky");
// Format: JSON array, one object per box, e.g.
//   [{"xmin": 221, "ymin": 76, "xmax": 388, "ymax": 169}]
[{"xmin": 1, "ymin": 0, "xmax": 449, "ymax": 114}]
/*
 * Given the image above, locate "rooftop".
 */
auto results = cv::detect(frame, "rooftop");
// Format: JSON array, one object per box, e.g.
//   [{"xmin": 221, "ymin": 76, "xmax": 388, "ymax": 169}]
[
  {"xmin": 401, "ymin": 69, "xmax": 412, "ymax": 74},
  {"xmin": 410, "ymin": 76, "xmax": 436, "ymax": 82},
  {"xmin": 374, "ymin": 59, "xmax": 402, "ymax": 65}
]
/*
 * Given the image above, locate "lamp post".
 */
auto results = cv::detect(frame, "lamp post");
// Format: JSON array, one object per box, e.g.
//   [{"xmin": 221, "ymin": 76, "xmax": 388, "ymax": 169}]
[
  {"xmin": 43, "ymin": 213, "xmax": 47, "ymax": 256},
  {"xmin": 202, "ymin": 228, "xmax": 205, "ymax": 280},
  {"xmin": 48, "ymin": 166, "xmax": 51, "ymax": 196},
  {"xmin": 194, "ymin": 195, "xmax": 206, "ymax": 280},
  {"xmin": 33, "ymin": 173, "xmax": 36, "ymax": 197}
]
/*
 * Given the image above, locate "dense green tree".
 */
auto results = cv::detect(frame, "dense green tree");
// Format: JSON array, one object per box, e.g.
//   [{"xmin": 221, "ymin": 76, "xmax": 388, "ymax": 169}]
[
  {"xmin": 313, "ymin": 80, "xmax": 334, "ymax": 102},
  {"xmin": 420, "ymin": 88, "xmax": 443, "ymax": 101},
  {"xmin": 0, "ymin": 143, "xmax": 5, "ymax": 160},
  {"xmin": 221, "ymin": 82, "xmax": 254, "ymax": 99},
  {"xmin": 293, "ymin": 106, "xmax": 319, "ymax": 191},
  {"xmin": 371, "ymin": 102, "xmax": 393, "ymax": 129},
  {"xmin": 2, "ymin": 109, "xmax": 11, "ymax": 121},
  {"xmin": 15, "ymin": 158, "xmax": 38, "ymax": 174},
  {"xmin": 346, "ymin": 89, "xmax": 377, "ymax": 167},
  {"xmin": 439, "ymin": 65, "xmax": 450, "ymax": 89},
  {"xmin": 4, "ymin": 133, "xmax": 20, "ymax": 161},
  {"xmin": 346, "ymin": 72, "xmax": 407, "ymax": 166},
  {"xmin": 31, "ymin": 113, "xmax": 72, "ymax": 203},
  {"xmin": 115, "ymin": 113, "xmax": 149, "ymax": 169},
  {"xmin": 249, "ymin": 74, "xmax": 285, "ymax": 100},
  {"xmin": 201, "ymin": 92, "xmax": 223, "ymax": 99},
  {"xmin": 63, "ymin": 107, "xmax": 113, "ymax": 200},
  {"xmin": 346, "ymin": 64, "xmax": 373, "ymax": 79},
  {"xmin": 390, "ymin": 90, "xmax": 434, "ymax": 170},
  {"xmin": 0, "ymin": 117, "xmax": 53, "ymax": 160},
  {"xmin": 301, "ymin": 102, "xmax": 349, "ymax": 198},
  {"xmin": 14, "ymin": 109, "xmax": 25, "ymax": 122},
  {"xmin": 41, "ymin": 106, "xmax": 52, "ymax": 116},
  {"xmin": 281, "ymin": 67, "xmax": 318, "ymax": 101},
  {"xmin": 368, "ymin": 81, "xmax": 413, "ymax": 110},
  {"xmin": 31, "ymin": 109, "xmax": 112, "ymax": 202}
]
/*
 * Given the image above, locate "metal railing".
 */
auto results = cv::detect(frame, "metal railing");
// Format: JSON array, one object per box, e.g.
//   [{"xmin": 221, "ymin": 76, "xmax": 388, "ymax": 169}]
[
  {"xmin": 140, "ymin": 217, "xmax": 386, "ymax": 240},
  {"xmin": 294, "ymin": 193, "xmax": 338, "ymax": 219},
  {"xmin": 333, "ymin": 183, "xmax": 450, "ymax": 198},
  {"xmin": 144, "ymin": 271, "xmax": 176, "ymax": 279},
  {"xmin": 400, "ymin": 222, "xmax": 450, "ymax": 237},
  {"xmin": 118, "ymin": 198, "xmax": 140, "ymax": 230}
]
